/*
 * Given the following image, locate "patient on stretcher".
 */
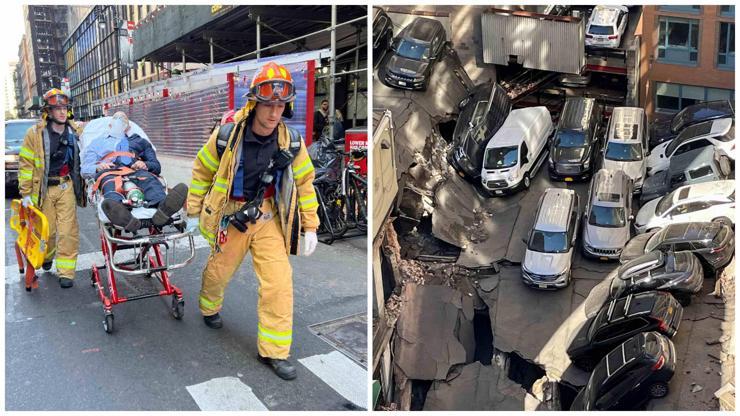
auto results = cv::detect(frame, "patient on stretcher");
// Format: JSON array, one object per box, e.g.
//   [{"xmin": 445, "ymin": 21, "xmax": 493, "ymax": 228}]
[{"xmin": 82, "ymin": 111, "xmax": 188, "ymax": 232}]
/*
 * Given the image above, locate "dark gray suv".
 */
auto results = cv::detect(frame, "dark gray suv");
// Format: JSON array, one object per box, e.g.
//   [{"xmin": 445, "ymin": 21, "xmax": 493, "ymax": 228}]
[{"xmin": 380, "ymin": 17, "xmax": 446, "ymax": 91}]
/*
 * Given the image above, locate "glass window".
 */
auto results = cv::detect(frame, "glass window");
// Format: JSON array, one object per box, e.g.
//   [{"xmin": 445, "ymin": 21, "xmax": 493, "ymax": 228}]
[
  {"xmin": 658, "ymin": 17, "xmax": 700, "ymax": 64},
  {"xmin": 393, "ymin": 39, "xmax": 430, "ymax": 61},
  {"xmin": 688, "ymin": 165, "xmax": 713, "ymax": 180},
  {"xmin": 605, "ymin": 142, "xmax": 643, "ymax": 161},
  {"xmin": 660, "ymin": 6, "xmax": 701, "ymax": 14},
  {"xmin": 589, "ymin": 205, "xmax": 627, "ymax": 228},
  {"xmin": 720, "ymin": 5, "xmax": 734, "ymax": 18},
  {"xmin": 718, "ymin": 22, "xmax": 735, "ymax": 70},
  {"xmin": 484, "ymin": 145, "xmax": 518, "ymax": 169},
  {"xmin": 528, "ymin": 230, "xmax": 569, "ymax": 253}
]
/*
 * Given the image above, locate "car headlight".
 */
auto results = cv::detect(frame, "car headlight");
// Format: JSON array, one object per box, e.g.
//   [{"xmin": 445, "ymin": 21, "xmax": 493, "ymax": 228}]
[
  {"xmin": 412, "ymin": 77, "xmax": 424, "ymax": 82},
  {"xmin": 583, "ymin": 158, "xmax": 590, "ymax": 169},
  {"xmin": 4, "ymin": 154, "xmax": 18, "ymax": 164}
]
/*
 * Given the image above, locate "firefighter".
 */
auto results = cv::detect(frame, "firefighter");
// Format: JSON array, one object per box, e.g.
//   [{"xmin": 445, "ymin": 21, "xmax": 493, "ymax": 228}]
[
  {"xmin": 186, "ymin": 62, "xmax": 319, "ymax": 380},
  {"xmin": 18, "ymin": 89, "xmax": 85, "ymax": 288}
]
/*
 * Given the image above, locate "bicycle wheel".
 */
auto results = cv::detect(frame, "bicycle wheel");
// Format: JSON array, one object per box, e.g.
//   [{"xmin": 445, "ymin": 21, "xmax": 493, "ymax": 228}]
[
  {"xmin": 331, "ymin": 187, "xmax": 349, "ymax": 238},
  {"xmin": 349, "ymin": 174, "xmax": 367, "ymax": 232}
]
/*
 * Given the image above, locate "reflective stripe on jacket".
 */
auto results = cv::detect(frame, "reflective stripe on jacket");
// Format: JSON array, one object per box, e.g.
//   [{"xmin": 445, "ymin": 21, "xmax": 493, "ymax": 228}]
[{"xmin": 187, "ymin": 106, "xmax": 319, "ymax": 255}]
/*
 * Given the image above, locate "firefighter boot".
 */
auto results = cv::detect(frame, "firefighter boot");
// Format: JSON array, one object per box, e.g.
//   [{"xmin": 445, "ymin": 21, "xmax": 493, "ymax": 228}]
[
  {"xmin": 203, "ymin": 312, "xmax": 223, "ymax": 329},
  {"xmin": 102, "ymin": 199, "xmax": 141, "ymax": 232},
  {"xmin": 153, "ymin": 183, "xmax": 188, "ymax": 227},
  {"xmin": 257, "ymin": 355, "xmax": 297, "ymax": 380}
]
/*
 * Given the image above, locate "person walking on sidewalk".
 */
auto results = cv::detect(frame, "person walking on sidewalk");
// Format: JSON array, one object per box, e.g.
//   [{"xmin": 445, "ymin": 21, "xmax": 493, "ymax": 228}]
[
  {"xmin": 17, "ymin": 89, "xmax": 85, "ymax": 288},
  {"xmin": 186, "ymin": 61, "xmax": 320, "ymax": 380},
  {"xmin": 313, "ymin": 99, "xmax": 329, "ymax": 141}
]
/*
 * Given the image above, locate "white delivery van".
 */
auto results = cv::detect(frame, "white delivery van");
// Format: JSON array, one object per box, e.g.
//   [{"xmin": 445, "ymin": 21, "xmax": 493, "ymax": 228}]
[{"xmin": 481, "ymin": 106, "xmax": 553, "ymax": 195}]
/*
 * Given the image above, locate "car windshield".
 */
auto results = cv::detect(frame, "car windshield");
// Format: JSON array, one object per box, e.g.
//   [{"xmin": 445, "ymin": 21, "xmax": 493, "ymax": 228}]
[
  {"xmin": 394, "ymin": 39, "xmax": 430, "ymax": 61},
  {"xmin": 589, "ymin": 24, "xmax": 614, "ymax": 35},
  {"xmin": 655, "ymin": 189, "xmax": 678, "ymax": 216},
  {"xmin": 484, "ymin": 145, "xmax": 518, "ymax": 169},
  {"xmin": 528, "ymin": 230, "xmax": 569, "ymax": 253},
  {"xmin": 555, "ymin": 131, "xmax": 587, "ymax": 147},
  {"xmin": 589, "ymin": 205, "xmax": 626, "ymax": 228},
  {"xmin": 605, "ymin": 142, "xmax": 642, "ymax": 161},
  {"xmin": 5, "ymin": 122, "xmax": 35, "ymax": 148}
]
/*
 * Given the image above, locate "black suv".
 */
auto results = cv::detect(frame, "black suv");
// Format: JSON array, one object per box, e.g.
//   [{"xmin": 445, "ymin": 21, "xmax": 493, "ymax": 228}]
[
  {"xmin": 548, "ymin": 97, "xmax": 602, "ymax": 181},
  {"xmin": 620, "ymin": 221, "xmax": 735, "ymax": 273},
  {"xmin": 571, "ymin": 331, "xmax": 676, "ymax": 410},
  {"xmin": 650, "ymin": 100, "xmax": 734, "ymax": 149},
  {"xmin": 448, "ymin": 82, "xmax": 512, "ymax": 182},
  {"xmin": 610, "ymin": 251, "xmax": 704, "ymax": 306},
  {"xmin": 379, "ymin": 17, "xmax": 446, "ymax": 91},
  {"xmin": 567, "ymin": 291, "xmax": 682, "ymax": 371},
  {"xmin": 372, "ymin": 7, "xmax": 394, "ymax": 65}
]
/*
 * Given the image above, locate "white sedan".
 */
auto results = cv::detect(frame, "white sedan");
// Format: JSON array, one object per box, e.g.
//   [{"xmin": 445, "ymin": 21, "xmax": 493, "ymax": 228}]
[
  {"xmin": 647, "ymin": 118, "xmax": 734, "ymax": 175},
  {"xmin": 635, "ymin": 180, "xmax": 735, "ymax": 233}
]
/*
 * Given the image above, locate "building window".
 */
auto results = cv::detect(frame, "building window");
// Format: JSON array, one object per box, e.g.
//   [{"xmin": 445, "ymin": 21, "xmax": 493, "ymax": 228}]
[
  {"xmin": 659, "ymin": 5, "xmax": 701, "ymax": 14},
  {"xmin": 720, "ymin": 5, "xmax": 734, "ymax": 18},
  {"xmin": 655, "ymin": 82, "xmax": 735, "ymax": 113},
  {"xmin": 718, "ymin": 22, "xmax": 734, "ymax": 70},
  {"xmin": 658, "ymin": 17, "xmax": 699, "ymax": 65}
]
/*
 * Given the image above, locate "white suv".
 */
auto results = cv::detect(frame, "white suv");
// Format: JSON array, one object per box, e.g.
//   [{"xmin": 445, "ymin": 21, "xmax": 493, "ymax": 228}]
[
  {"xmin": 602, "ymin": 107, "xmax": 648, "ymax": 192},
  {"xmin": 647, "ymin": 118, "xmax": 735, "ymax": 175},
  {"xmin": 635, "ymin": 180, "xmax": 735, "ymax": 233},
  {"xmin": 585, "ymin": 5, "xmax": 629, "ymax": 49}
]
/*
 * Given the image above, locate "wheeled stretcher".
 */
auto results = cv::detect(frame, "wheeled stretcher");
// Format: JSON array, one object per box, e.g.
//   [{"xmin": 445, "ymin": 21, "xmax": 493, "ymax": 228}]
[{"xmin": 88, "ymin": 177, "xmax": 195, "ymax": 333}]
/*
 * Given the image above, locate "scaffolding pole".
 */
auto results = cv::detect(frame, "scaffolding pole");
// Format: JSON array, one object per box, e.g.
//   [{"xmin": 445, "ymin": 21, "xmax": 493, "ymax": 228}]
[
  {"xmin": 352, "ymin": 28, "xmax": 360, "ymax": 127},
  {"xmin": 256, "ymin": 15, "xmax": 261, "ymax": 59},
  {"xmin": 328, "ymin": 5, "xmax": 336, "ymax": 142}
]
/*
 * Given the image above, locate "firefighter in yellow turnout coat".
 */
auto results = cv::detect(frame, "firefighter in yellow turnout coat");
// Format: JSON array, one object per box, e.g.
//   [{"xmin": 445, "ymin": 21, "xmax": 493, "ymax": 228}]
[
  {"xmin": 186, "ymin": 62, "xmax": 319, "ymax": 380},
  {"xmin": 18, "ymin": 89, "xmax": 86, "ymax": 288}
]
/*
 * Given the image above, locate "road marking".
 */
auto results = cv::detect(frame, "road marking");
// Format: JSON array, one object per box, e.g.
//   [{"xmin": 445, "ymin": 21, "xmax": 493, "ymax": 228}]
[
  {"xmin": 299, "ymin": 351, "xmax": 367, "ymax": 409},
  {"xmin": 186, "ymin": 376, "xmax": 268, "ymax": 411},
  {"xmin": 5, "ymin": 235, "xmax": 210, "ymax": 282}
]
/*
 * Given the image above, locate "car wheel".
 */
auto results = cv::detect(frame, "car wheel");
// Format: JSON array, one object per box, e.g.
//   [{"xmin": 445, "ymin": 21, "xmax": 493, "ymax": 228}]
[
  {"xmin": 648, "ymin": 381, "xmax": 669, "ymax": 399},
  {"xmin": 523, "ymin": 173, "xmax": 531, "ymax": 189},
  {"xmin": 712, "ymin": 216, "xmax": 733, "ymax": 228}
]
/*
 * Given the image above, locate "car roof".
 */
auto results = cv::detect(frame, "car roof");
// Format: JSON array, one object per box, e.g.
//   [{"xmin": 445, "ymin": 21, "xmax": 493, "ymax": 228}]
[
  {"xmin": 608, "ymin": 107, "xmax": 644, "ymax": 143},
  {"xmin": 658, "ymin": 221, "xmax": 722, "ymax": 242},
  {"xmin": 668, "ymin": 146, "xmax": 718, "ymax": 174},
  {"xmin": 403, "ymin": 17, "xmax": 442, "ymax": 42},
  {"xmin": 674, "ymin": 117, "xmax": 733, "ymax": 142},
  {"xmin": 486, "ymin": 106, "xmax": 550, "ymax": 147},
  {"xmin": 589, "ymin": 5, "xmax": 627, "ymax": 26},
  {"xmin": 672, "ymin": 100, "xmax": 735, "ymax": 133},
  {"xmin": 559, "ymin": 97, "xmax": 596, "ymax": 131},
  {"xmin": 535, "ymin": 188, "xmax": 574, "ymax": 232},
  {"xmin": 592, "ymin": 169, "xmax": 628, "ymax": 206},
  {"xmin": 670, "ymin": 180, "xmax": 734, "ymax": 204}
]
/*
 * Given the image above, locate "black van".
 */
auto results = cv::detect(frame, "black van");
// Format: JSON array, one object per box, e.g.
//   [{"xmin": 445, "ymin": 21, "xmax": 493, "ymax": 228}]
[
  {"xmin": 448, "ymin": 82, "xmax": 513, "ymax": 182},
  {"xmin": 548, "ymin": 97, "xmax": 603, "ymax": 181},
  {"xmin": 570, "ymin": 331, "xmax": 676, "ymax": 410}
]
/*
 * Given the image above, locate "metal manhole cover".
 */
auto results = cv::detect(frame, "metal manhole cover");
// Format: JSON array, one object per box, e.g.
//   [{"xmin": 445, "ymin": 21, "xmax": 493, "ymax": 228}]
[{"xmin": 309, "ymin": 313, "xmax": 367, "ymax": 366}]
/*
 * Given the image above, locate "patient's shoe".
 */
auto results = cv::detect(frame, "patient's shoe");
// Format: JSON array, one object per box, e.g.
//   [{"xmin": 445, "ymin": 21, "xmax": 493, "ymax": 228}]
[
  {"xmin": 153, "ymin": 183, "xmax": 188, "ymax": 227},
  {"xmin": 102, "ymin": 199, "xmax": 141, "ymax": 232}
]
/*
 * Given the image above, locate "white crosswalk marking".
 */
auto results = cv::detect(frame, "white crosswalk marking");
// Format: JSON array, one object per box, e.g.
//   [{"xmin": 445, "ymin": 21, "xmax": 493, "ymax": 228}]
[
  {"xmin": 299, "ymin": 351, "xmax": 368, "ymax": 409},
  {"xmin": 4, "ymin": 235, "xmax": 210, "ymax": 282},
  {"xmin": 186, "ymin": 376, "xmax": 269, "ymax": 411}
]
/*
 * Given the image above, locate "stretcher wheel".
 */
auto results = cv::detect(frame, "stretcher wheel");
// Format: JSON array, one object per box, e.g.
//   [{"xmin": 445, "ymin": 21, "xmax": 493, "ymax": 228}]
[
  {"xmin": 103, "ymin": 313, "xmax": 114, "ymax": 334},
  {"xmin": 171, "ymin": 297, "xmax": 184, "ymax": 320}
]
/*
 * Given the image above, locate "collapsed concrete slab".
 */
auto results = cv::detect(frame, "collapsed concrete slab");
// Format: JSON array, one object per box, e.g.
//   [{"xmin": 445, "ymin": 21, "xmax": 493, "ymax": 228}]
[
  {"xmin": 423, "ymin": 362, "xmax": 527, "ymax": 410},
  {"xmin": 394, "ymin": 284, "xmax": 476, "ymax": 380}
]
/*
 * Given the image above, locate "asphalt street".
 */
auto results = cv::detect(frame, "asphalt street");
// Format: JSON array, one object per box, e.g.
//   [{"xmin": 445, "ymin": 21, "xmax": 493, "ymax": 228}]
[{"xmin": 4, "ymin": 197, "xmax": 368, "ymax": 411}]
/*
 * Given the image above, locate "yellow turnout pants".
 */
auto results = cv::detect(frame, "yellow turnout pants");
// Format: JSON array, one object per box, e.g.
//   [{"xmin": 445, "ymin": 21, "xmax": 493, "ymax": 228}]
[{"xmin": 40, "ymin": 178, "xmax": 79, "ymax": 279}]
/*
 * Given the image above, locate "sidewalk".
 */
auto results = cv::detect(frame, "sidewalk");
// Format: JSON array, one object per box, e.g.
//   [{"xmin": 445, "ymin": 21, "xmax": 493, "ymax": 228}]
[{"xmin": 158, "ymin": 153, "xmax": 195, "ymax": 187}]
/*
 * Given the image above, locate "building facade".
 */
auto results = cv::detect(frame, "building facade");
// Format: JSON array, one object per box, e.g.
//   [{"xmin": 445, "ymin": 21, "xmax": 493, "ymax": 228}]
[
  {"xmin": 638, "ymin": 5, "xmax": 735, "ymax": 119},
  {"xmin": 5, "ymin": 61, "xmax": 19, "ymax": 119},
  {"xmin": 63, "ymin": 4, "xmax": 167, "ymax": 120}
]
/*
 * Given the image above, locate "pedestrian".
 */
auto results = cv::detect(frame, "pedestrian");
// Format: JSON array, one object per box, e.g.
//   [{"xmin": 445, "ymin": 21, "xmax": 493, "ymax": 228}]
[
  {"xmin": 333, "ymin": 109, "xmax": 345, "ymax": 143},
  {"xmin": 186, "ymin": 61, "xmax": 320, "ymax": 380},
  {"xmin": 17, "ymin": 89, "xmax": 85, "ymax": 288},
  {"xmin": 313, "ymin": 99, "xmax": 329, "ymax": 141}
]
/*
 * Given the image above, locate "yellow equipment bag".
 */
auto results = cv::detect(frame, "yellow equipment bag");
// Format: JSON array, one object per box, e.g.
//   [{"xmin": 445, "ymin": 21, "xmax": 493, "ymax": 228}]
[{"xmin": 10, "ymin": 199, "xmax": 49, "ymax": 290}]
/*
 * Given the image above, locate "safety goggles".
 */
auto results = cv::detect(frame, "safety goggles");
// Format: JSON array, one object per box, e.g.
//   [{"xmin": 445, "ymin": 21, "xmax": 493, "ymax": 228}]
[
  {"xmin": 46, "ymin": 94, "xmax": 70, "ymax": 107},
  {"xmin": 251, "ymin": 80, "xmax": 295, "ymax": 103}
]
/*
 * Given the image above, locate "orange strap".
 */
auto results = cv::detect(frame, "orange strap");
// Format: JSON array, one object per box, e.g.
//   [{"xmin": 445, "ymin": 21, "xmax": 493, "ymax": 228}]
[
  {"xmin": 101, "ymin": 151, "xmax": 137, "ymax": 162},
  {"xmin": 92, "ymin": 167, "xmax": 136, "ymax": 194}
]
